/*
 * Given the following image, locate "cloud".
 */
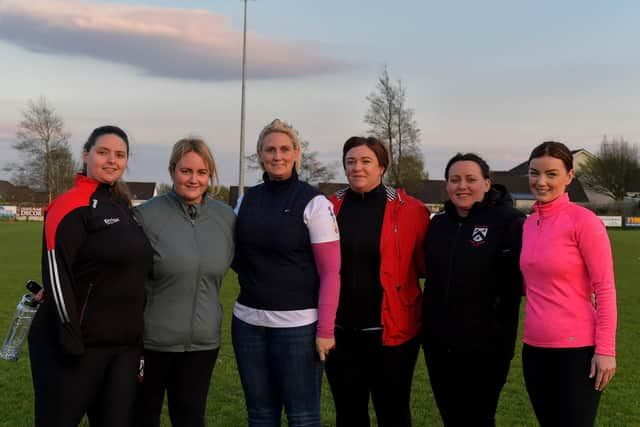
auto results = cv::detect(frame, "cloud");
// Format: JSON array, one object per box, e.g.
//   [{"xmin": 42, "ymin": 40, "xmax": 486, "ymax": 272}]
[{"xmin": 0, "ymin": 0, "xmax": 349, "ymax": 81}]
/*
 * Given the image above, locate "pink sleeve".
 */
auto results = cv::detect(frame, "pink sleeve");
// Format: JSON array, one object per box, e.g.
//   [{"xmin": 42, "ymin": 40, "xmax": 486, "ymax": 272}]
[
  {"xmin": 312, "ymin": 240, "xmax": 341, "ymax": 339},
  {"xmin": 576, "ymin": 214, "xmax": 617, "ymax": 356}
]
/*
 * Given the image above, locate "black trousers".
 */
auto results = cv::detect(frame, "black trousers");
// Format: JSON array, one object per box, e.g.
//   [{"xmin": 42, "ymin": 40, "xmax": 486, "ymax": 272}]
[
  {"xmin": 522, "ymin": 344, "xmax": 601, "ymax": 427},
  {"xmin": 136, "ymin": 349, "xmax": 219, "ymax": 427},
  {"xmin": 325, "ymin": 328, "xmax": 420, "ymax": 427},
  {"xmin": 423, "ymin": 344, "xmax": 512, "ymax": 427},
  {"xmin": 29, "ymin": 341, "xmax": 141, "ymax": 427}
]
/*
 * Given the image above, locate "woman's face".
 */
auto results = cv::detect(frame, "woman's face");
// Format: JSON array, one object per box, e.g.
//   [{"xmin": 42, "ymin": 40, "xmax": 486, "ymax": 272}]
[
  {"xmin": 83, "ymin": 134, "xmax": 128, "ymax": 184},
  {"xmin": 446, "ymin": 160, "xmax": 490, "ymax": 217},
  {"xmin": 345, "ymin": 145, "xmax": 385, "ymax": 193},
  {"xmin": 259, "ymin": 132, "xmax": 299, "ymax": 181},
  {"xmin": 171, "ymin": 151, "xmax": 210, "ymax": 204},
  {"xmin": 528, "ymin": 155, "xmax": 574, "ymax": 204}
]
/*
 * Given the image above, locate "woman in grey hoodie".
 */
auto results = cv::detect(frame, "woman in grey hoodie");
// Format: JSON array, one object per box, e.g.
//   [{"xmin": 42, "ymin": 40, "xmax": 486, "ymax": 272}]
[{"xmin": 134, "ymin": 138, "xmax": 235, "ymax": 427}]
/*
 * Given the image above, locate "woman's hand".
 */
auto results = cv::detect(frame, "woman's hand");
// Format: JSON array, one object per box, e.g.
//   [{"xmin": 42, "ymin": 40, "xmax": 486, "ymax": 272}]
[
  {"xmin": 590, "ymin": 354, "xmax": 616, "ymax": 391},
  {"xmin": 33, "ymin": 289, "xmax": 45, "ymax": 303},
  {"xmin": 316, "ymin": 337, "xmax": 335, "ymax": 362}
]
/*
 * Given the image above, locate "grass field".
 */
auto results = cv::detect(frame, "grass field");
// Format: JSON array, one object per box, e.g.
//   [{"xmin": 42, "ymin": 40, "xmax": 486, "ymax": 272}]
[{"xmin": 0, "ymin": 221, "xmax": 638, "ymax": 426}]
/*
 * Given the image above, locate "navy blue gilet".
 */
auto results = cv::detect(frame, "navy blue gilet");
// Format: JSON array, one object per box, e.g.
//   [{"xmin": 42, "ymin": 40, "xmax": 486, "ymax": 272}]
[{"xmin": 235, "ymin": 170, "xmax": 321, "ymax": 311}]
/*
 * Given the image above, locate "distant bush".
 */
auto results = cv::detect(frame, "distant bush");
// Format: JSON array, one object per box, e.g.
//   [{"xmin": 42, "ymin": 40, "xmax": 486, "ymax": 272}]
[{"xmin": 582, "ymin": 200, "xmax": 639, "ymax": 216}]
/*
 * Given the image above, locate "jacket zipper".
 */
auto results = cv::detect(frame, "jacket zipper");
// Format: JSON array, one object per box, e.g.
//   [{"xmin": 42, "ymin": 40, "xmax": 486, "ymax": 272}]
[
  {"xmin": 532, "ymin": 207, "xmax": 542, "ymax": 266},
  {"xmin": 79, "ymin": 283, "xmax": 94, "ymax": 325},
  {"xmin": 444, "ymin": 223, "xmax": 463, "ymax": 325},
  {"xmin": 188, "ymin": 212, "xmax": 203, "ymax": 351},
  {"xmin": 393, "ymin": 198, "xmax": 402, "ymax": 290}
]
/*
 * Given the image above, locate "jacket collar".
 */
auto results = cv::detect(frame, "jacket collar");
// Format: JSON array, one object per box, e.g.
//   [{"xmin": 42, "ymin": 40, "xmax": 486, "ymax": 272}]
[
  {"xmin": 335, "ymin": 183, "xmax": 400, "ymax": 203},
  {"xmin": 263, "ymin": 168, "xmax": 298, "ymax": 192},
  {"xmin": 76, "ymin": 173, "xmax": 112, "ymax": 190},
  {"xmin": 167, "ymin": 188, "xmax": 207, "ymax": 218},
  {"xmin": 533, "ymin": 192, "xmax": 570, "ymax": 218}
]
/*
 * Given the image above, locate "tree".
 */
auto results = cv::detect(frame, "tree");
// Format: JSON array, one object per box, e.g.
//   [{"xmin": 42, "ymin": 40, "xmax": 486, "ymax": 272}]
[
  {"xmin": 365, "ymin": 66, "xmax": 426, "ymax": 187},
  {"xmin": 395, "ymin": 151, "xmax": 428, "ymax": 185},
  {"xmin": 4, "ymin": 97, "xmax": 77, "ymax": 202},
  {"xmin": 246, "ymin": 139, "xmax": 337, "ymax": 184},
  {"xmin": 578, "ymin": 136, "xmax": 640, "ymax": 201},
  {"xmin": 212, "ymin": 185, "xmax": 230, "ymax": 203},
  {"xmin": 156, "ymin": 183, "xmax": 172, "ymax": 195}
]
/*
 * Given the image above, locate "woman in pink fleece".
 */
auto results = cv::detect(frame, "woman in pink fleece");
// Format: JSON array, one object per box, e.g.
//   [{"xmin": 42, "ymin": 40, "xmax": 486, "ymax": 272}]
[{"xmin": 520, "ymin": 141, "xmax": 617, "ymax": 426}]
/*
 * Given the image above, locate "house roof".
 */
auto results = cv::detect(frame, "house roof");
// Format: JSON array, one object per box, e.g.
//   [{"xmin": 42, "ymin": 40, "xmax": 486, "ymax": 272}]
[
  {"xmin": 401, "ymin": 173, "xmax": 589, "ymax": 204},
  {"xmin": 0, "ymin": 181, "xmax": 49, "ymax": 203},
  {"xmin": 0, "ymin": 180, "xmax": 14, "ymax": 195},
  {"xmin": 127, "ymin": 182, "xmax": 156, "ymax": 200},
  {"xmin": 403, "ymin": 180, "xmax": 448, "ymax": 204},
  {"xmin": 508, "ymin": 149, "xmax": 591, "ymax": 175},
  {"xmin": 491, "ymin": 171, "xmax": 589, "ymax": 203}
]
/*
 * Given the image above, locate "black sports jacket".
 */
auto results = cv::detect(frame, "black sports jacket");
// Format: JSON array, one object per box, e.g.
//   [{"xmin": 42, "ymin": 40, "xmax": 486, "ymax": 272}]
[
  {"xmin": 422, "ymin": 185, "xmax": 525, "ymax": 356},
  {"xmin": 30, "ymin": 174, "xmax": 152, "ymax": 355}
]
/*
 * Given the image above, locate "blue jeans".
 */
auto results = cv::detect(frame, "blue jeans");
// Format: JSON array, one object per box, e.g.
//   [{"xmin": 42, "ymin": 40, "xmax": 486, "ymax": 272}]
[{"xmin": 232, "ymin": 316, "xmax": 323, "ymax": 427}]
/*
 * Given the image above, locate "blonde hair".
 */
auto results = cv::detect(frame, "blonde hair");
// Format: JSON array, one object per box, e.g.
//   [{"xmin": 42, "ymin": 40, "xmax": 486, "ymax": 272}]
[
  {"xmin": 168, "ymin": 137, "xmax": 219, "ymax": 195},
  {"xmin": 256, "ymin": 118, "xmax": 302, "ymax": 171}
]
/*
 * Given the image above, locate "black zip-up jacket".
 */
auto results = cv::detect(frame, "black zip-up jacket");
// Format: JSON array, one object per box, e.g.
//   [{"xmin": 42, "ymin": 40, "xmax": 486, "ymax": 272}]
[
  {"xmin": 422, "ymin": 185, "xmax": 525, "ymax": 357},
  {"xmin": 29, "ymin": 174, "xmax": 153, "ymax": 356}
]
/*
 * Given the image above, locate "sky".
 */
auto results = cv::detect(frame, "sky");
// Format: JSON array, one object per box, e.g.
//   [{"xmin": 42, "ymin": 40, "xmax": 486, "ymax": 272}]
[{"xmin": 1, "ymin": 0, "xmax": 639, "ymax": 187}]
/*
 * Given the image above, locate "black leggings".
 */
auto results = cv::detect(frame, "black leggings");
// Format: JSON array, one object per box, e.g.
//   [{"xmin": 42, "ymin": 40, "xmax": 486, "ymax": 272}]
[
  {"xmin": 423, "ymin": 345, "xmax": 512, "ymax": 427},
  {"xmin": 325, "ymin": 329, "xmax": 420, "ymax": 427},
  {"xmin": 522, "ymin": 344, "xmax": 601, "ymax": 427},
  {"xmin": 136, "ymin": 349, "xmax": 219, "ymax": 427},
  {"xmin": 29, "ymin": 342, "xmax": 141, "ymax": 427}
]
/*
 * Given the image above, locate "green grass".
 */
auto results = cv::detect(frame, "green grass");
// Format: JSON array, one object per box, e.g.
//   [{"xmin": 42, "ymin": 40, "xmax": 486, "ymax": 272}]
[{"xmin": 0, "ymin": 222, "xmax": 638, "ymax": 426}]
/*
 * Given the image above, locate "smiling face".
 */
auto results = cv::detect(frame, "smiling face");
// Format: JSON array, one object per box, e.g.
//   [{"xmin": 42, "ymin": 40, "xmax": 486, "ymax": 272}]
[
  {"xmin": 82, "ymin": 133, "xmax": 128, "ymax": 184},
  {"xmin": 258, "ymin": 132, "xmax": 300, "ymax": 181},
  {"xmin": 528, "ymin": 155, "xmax": 574, "ymax": 204},
  {"xmin": 170, "ymin": 151, "xmax": 210, "ymax": 204},
  {"xmin": 345, "ymin": 144, "xmax": 385, "ymax": 193},
  {"xmin": 446, "ymin": 160, "xmax": 490, "ymax": 217}
]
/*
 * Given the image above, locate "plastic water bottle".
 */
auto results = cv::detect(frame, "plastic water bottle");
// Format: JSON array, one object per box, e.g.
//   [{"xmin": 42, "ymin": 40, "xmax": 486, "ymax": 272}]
[{"xmin": 0, "ymin": 294, "xmax": 40, "ymax": 361}]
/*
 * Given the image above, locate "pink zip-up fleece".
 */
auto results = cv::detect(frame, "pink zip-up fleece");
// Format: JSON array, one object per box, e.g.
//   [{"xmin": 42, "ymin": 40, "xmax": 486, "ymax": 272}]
[{"xmin": 520, "ymin": 193, "xmax": 617, "ymax": 356}]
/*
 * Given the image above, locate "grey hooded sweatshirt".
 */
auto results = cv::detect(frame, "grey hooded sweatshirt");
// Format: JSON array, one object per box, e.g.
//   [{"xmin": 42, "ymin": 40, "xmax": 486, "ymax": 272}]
[{"xmin": 135, "ymin": 190, "xmax": 235, "ymax": 351}]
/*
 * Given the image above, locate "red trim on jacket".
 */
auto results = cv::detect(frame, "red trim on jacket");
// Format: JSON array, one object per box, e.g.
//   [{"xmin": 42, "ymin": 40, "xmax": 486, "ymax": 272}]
[
  {"xmin": 330, "ymin": 186, "xmax": 430, "ymax": 346},
  {"xmin": 45, "ymin": 174, "xmax": 98, "ymax": 250}
]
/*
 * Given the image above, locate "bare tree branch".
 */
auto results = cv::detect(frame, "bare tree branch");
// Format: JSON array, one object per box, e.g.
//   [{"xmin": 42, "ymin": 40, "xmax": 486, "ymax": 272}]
[
  {"xmin": 364, "ymin": 66, "xmax": 426, "ymax": 186},
  {"xmin": 5, "ymin": 97, "xmax": 77, "ymax": 202},
  {"xmin": 578, "ymin": 136, "xmax": 640, "ymax": 201}
]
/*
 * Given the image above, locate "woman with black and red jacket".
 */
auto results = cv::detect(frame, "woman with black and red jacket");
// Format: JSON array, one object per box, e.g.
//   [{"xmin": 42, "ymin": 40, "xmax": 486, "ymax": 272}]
[
  {"xmin": 28, "ymin": 126, "xmax": 152, "ymax": 427},
  {"xmin": 422, "ymin": 153, "xmax": 525, "ymax": 427},
  {"xmin": 326, "ymin": 136, "xmax": 430, "ymax": 427}
]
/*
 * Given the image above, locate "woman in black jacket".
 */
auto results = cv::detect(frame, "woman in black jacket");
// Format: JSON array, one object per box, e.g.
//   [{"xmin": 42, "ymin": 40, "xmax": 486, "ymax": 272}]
[
  {"xmin": 422, "ymin": 153, "xmax": 525, "ymax": 427},
  {"xmin": 28, "ymin": 126, "xmax": 153, "ymax": 427}
]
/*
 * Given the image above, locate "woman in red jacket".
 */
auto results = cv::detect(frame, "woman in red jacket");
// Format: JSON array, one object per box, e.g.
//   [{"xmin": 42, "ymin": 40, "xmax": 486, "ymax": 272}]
[{"xmin": 325, "ymin": 136, "xmax": 430, "ymax": 427}]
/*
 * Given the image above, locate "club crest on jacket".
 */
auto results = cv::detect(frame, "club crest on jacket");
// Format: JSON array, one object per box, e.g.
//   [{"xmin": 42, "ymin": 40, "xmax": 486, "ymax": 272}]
[{"xmin": 470, "ymin": 226, "xmax": 489, "ymax": 246}]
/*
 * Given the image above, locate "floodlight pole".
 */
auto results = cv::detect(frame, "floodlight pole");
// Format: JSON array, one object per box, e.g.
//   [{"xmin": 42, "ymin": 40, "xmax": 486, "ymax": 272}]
[{"xmin": 238, "ymin": 0, "xmax": 248, "ymax": 196}]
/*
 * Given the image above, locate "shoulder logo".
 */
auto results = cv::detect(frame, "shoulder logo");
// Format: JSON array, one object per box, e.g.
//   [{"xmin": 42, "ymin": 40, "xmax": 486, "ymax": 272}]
[
  {"xmin": 104, "ymin": 218, "xmax": 120, "ymax": 225},
  {"xmin": 470, "ymin": 226, "xmax": 488, "ymax": 246}
]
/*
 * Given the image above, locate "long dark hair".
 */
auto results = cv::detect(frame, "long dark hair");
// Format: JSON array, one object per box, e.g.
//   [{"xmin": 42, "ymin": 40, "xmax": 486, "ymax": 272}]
[{"xmin": 82, "ymin": 125, "xmax": 133, "ymax": 207}]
